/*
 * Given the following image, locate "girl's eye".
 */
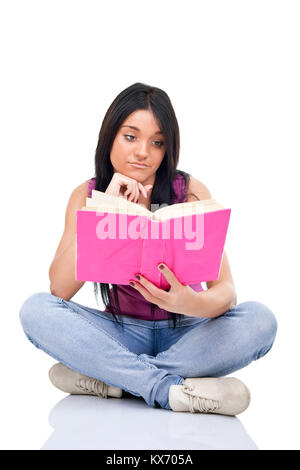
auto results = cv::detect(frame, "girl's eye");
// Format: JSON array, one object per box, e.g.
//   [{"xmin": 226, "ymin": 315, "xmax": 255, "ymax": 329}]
[
  {"xmin": 124, "ymin": 134, "xmax": 135, "ymax": 141},
  {"xmin": 124, "ymin": 135, "xmax": 164, "ymax": 147}
]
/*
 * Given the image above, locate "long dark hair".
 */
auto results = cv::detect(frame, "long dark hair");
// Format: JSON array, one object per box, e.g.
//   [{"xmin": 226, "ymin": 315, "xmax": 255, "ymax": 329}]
[{"xmin": 92, "ymin": 82, "xmax": 197, "ymax": 328}]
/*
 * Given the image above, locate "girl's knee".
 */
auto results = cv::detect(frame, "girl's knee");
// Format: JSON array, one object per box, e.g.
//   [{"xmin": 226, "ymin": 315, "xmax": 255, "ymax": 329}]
[
  {"xmin": 240, "ymin": 300, "xmax": 278, "ymax": 348},
  {"xmin": 19, "ymin": 292, "xmax": 57, "ymax": 334}
]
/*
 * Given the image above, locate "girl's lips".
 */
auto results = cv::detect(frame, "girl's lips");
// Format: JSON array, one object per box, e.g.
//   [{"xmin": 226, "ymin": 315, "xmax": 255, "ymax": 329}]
[{"xmin": 129, "ymin": 163, "xmax": 149, "ymax": 168}]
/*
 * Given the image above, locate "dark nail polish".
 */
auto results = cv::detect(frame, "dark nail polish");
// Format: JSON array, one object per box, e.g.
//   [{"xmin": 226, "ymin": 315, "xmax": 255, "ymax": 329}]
[
  {"xmin": 159, "ymin": 264, "xmax": 164, "ymax": 270},
  {"xmin": 135, "ymin": 274, "xmax": 141, "ymax": 280},
  {"xmin": 129, "ymin": 281, "xmax": 135, "ymax": 287}
]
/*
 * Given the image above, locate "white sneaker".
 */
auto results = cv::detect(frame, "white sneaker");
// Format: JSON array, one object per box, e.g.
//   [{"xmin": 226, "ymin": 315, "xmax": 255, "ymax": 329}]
[
  {"xmin": 49, "ymin": 363, "xmax": 123, "ymax": 398},
  {"xmin": 169, "ymin": 377, "xmax": 250, "ymax": 416}
]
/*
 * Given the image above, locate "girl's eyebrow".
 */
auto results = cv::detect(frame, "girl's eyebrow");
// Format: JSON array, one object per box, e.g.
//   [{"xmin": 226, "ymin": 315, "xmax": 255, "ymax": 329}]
[{"xmin": 121, "ymin": 125, "xmax": 163, "ymax": 135}]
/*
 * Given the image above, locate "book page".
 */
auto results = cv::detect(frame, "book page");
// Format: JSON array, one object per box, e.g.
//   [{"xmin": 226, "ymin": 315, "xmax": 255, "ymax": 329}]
[
  {"xmin": 83, "ymin": 199, "xmax": 151, "ymax": 216},
  {"xmin": 83, "ymin": 189, "xmax": 225, "ymax": 221},
  {"xmin": 87, "ymin": 190, "xmax": 152, "ymax": 216},
  {"xmin": 154, "ymin": 199, "xmax": 224, "ymax": 221}
]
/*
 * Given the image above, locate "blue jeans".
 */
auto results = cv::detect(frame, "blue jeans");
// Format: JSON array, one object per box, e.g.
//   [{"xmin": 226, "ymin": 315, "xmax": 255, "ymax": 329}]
[{"xmin": 19, "ymin": 293, "xmax": 277, "ymax": 410}]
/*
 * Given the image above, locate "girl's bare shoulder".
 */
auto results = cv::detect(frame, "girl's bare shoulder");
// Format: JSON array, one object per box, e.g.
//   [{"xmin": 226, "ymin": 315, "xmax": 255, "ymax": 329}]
[
  {"xmin": 69, "ymin": 179, "xmax": 90, "ymax": 201},
  {"xmin": 64, "ymin": 180, "xmax": 90, "ymax": 221},
  {"xmin": 186, "ymin": 175, "xmax": 212, "ymax": 202}
]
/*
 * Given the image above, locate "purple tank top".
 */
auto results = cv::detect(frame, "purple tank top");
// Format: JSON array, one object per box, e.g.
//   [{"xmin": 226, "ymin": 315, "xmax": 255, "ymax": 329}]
[{"xmin": 88, "ymin": 173, "xmax": 203, "ymax": 320}]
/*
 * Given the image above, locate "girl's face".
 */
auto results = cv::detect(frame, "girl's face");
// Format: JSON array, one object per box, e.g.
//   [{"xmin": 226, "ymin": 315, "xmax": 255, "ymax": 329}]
[{"xmin": 110, "ymin": 109, "xmax": 165, "ymax": 186}]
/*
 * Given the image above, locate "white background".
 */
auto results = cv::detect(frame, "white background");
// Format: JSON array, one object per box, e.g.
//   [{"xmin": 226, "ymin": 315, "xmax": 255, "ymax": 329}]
[{"xmin": 0, "ymin": 0, "xmax": 299, "ymax": 450}]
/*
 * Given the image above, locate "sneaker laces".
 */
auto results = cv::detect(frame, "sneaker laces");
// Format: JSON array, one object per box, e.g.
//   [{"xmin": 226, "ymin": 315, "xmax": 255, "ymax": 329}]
[
  {"xmin": 75, "ymin": 377, "xmax": 108, "ymax": 398},
  {"xmin": 182, "ymin": 384, "xmax": 220, "ymax": 413}
]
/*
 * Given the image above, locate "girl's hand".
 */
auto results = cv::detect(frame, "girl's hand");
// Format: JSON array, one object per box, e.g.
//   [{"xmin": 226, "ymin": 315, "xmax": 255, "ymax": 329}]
[
  {"xmin": 105, "ymin": 172, "xmax": 153, "ymax": 203},
  {"xmin": 129, "ymin": 263, "xmax": 201, "ymax": 317}
]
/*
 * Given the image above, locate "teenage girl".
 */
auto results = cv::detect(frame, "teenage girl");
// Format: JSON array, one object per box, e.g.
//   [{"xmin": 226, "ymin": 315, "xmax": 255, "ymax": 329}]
[{"xmin": 19, "ymin": 83, "xmax": 277, "ymax": 414}]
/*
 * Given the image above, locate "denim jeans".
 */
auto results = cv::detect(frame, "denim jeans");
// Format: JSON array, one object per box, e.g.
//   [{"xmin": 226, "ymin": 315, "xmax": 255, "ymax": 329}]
[{"xmin": 19, "ymin": 292, "xmax": 277, "ymax": 410}]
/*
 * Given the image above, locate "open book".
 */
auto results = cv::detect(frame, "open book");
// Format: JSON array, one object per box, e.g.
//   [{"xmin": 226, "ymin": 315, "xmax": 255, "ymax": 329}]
[{"xmin": 76, "ymin": 189, "xmax": 231, "ymax": 289}]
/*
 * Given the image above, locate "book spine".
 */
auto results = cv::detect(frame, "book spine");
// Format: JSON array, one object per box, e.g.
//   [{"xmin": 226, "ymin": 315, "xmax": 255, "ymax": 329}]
[
  {"xmin": 138, "ymin": 225, "xmax": 145, "ymax": 278},
  {"xmin": 139, "ymin": 219, "xmax": 165, "ymax": 288},
  {"xmin": 159, "ymin": 237, "xmax": 166, "ymax": 288}
]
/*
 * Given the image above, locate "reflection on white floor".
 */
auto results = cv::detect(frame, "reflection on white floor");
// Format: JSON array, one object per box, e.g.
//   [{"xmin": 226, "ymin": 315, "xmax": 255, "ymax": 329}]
[{"xmin": 41, "ymin": 394, "xmax": 258, "ymax": 450}]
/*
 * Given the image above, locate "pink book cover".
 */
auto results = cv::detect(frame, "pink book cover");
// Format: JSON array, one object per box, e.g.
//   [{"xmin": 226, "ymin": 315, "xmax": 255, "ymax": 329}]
[{"xmin": 75, "ymin": 208, "xmax": 231, "ymax": 290}]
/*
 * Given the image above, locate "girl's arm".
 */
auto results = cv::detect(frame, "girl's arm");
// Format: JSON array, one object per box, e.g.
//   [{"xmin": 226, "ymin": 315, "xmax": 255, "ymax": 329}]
[
  {"xmin": 49, "ymin": 180, "xmax": 89, "ymax": 300},
  {"xmin": 193, "ymin": 251, "xmax": 237, "ymax": 318},
  {"xmin": 186, "ymin": 176, "xmax": 237, "ymax": 318}
]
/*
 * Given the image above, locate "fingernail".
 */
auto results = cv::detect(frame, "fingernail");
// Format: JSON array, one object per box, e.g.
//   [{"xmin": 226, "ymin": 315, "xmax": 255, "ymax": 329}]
[
  {"xmin": 135, "ymin": 274, "xmax": 141, "ymax": 280},
  {"xmin": 129, "ymin": 281, "xmax": 135, "ymax": 287},
  {"xmin": 158, "ymin": 264, "xmax": 164, "ymax": 270}
]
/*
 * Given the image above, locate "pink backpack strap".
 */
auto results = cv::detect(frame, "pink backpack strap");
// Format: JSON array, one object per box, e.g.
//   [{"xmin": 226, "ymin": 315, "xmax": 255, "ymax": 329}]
[
  {"xmin": 88, "ymin": 177, "xmax": 96, "ymax": 197},
  {"xmin": 172, "ymin": 173, "xmax": 187, "ymax": 204}
]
